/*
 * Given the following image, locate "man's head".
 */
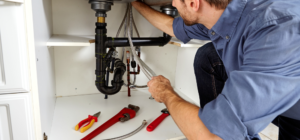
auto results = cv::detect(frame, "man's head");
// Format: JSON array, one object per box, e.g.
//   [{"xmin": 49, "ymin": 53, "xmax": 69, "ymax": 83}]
[{"xmin": 172, "ymin": 0, "xmax": 231, "ymax": 26}]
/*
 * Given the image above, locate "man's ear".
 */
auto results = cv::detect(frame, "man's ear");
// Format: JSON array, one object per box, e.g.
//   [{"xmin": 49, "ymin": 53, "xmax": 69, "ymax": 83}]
[{"xmin": 190, "ymin": 0, "xmax": 200, "ymax": 12}]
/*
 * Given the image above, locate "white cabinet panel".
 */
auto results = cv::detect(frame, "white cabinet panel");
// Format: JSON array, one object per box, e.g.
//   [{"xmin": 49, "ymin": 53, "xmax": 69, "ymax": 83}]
[
  {"xmin": 0, "ymin": 1, "xmax": 29, "ymax": 94},
  {"xmin": 0, "ymin": 93, "xmax": 35, "ymax": 140},
  {"xmin": 0, "ymin": 104, "xmax": 13, "ymax": 140},
  {"xmin": 0, "ymin": 1, "xmax": 23, "ymax": 4},
  {"xmin": 0, "ymin": 36, "xmax": 4, "ymax": 87}
]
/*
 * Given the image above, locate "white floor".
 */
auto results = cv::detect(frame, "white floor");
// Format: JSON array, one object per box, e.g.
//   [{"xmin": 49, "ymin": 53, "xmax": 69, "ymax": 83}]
[
  {"xmin": 49, "ymin": 89, "xmax": 279, "ymax": 140},
  {"xmin": 49, "ymin": 90, "xmax": 185, "ymax": 140}
]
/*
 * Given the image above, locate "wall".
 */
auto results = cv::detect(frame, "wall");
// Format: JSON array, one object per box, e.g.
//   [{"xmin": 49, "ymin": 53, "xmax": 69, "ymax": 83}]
[
  {"xmin": 31, "ymin": 0, "xmax": 56, "ymax": 137},
  {"xmin": 51, "ymin": 0, "xmax": 179, "ymax": 97},
  {"xmin": 175, "ymin": 47, "xmax": 201, "ymax": 106}
]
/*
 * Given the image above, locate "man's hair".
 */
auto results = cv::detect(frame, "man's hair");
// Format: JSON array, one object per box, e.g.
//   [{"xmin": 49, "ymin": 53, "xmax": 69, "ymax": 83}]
[
  {"xmin": 205, "ymin": 0, "xmax": 232, "ymax": 9},
  {"xmin": 180, "ymin": 0, "xmax": 232, "ymax": 9}
]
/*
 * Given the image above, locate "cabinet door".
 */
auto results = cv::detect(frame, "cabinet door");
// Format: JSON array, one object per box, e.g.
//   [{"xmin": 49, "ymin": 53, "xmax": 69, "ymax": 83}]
[
  {"xmin": 0, "ymin": 104, "xmax": 13, "ymax": 140},
  {"xmin": 0, "ymin": 1, "xmax": 29, "ymax": 94},
  {"xmin": 0, "ymin": 93, "xmax": 35, "ymax": 140}
]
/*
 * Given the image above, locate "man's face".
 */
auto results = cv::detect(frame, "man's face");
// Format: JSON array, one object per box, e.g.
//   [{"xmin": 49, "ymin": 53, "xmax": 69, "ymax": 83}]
[{"xmin": 173, "ymin": 0, "xmax": 199, "ymax": 26}]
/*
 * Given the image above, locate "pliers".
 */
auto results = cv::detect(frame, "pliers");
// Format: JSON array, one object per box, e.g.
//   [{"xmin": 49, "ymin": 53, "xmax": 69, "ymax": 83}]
[{"xmin": 75, "ymin": 112, "xmax": 101, "ymax": 133}]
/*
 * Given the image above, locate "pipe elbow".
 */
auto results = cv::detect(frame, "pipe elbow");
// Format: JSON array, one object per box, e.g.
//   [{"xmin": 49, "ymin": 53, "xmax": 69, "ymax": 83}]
[
  {"xmin": 96, "ymin": 82, "xmax": 123, "ymax": 95},
  {"xmin": 160, "ymin": 33, "xmax": 172, "ymax": 46},
  {"xmin": 96, "ymin": 59, "xmax": 126, "ymax": 95}
]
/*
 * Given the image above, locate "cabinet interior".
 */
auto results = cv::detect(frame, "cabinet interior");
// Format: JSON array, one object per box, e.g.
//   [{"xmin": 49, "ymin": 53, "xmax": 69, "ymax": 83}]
[{"xmin": 32, "ymin": 0, "xmax": 201, "ymax": 139}]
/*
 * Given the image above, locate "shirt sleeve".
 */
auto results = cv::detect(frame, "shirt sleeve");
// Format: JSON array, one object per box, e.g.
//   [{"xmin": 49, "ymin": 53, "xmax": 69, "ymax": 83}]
[
  {"xmin": 173, "ymin": 17, "xmax": 210, "ymax": 43},
  {"xmin": 198, "ymin": 17, "xmax": 300, "ymax": 139}
]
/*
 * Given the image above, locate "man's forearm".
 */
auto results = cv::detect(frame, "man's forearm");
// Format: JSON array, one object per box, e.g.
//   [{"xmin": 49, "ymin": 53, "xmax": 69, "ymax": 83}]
[
  {"xmin": 165, "ymin": 93, "xmax": 222, "ymax": 140},
  {"xmin": 131, "ymin": 1, "xmax": 175, "ymax": 37}
]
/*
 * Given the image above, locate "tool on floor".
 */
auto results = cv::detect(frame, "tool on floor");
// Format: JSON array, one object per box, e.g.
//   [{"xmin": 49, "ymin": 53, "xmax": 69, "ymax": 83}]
[
  {"xmin": 147, "ymin": 108, "xmax": 170, "ymax": 132},
  {"xmin": 75, "ymin": 112, "xmax": 101, "ymax": 133},
  {"xmin": 103, "ymin": 120, "xmax": 147, "ymax": 140},
  {"xmin": 81, "ymin": 104, "xmax": 140, "ymax": 140}
]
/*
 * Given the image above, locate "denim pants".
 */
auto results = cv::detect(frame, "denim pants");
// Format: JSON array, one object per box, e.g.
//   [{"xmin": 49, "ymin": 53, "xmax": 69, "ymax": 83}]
[{"xmin": 194, "ymin": 42, "xmax": 300, "ymax": 140}]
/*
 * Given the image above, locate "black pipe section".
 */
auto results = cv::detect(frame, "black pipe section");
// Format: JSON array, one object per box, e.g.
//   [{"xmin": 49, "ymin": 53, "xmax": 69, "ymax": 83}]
[
  {"xmin": 106, "ymin": 33, "xmax": 171, "ymax": 47},
  {"xmin": 95, "ymin": 22, "xmax": 126, "ymax": 95},
  {"xmin": 96, "ymin": 59, "xmax": 125, "ymax": 95},
  {"xmin": 105, "ymin": 61, "xmax": 110, "ymax": 99}
]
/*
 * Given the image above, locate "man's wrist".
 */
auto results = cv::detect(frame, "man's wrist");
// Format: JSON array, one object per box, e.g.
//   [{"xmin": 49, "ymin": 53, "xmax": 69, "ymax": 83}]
[{"xmin": 164, "ymin": 90, "xmax": 183, "ymax": 107}]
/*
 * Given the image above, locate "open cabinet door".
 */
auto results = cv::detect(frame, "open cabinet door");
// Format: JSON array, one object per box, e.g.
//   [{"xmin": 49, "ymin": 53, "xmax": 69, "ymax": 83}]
[{"xmin": 0, "ymin": 1, "xmax": 29, "ymax": 94}]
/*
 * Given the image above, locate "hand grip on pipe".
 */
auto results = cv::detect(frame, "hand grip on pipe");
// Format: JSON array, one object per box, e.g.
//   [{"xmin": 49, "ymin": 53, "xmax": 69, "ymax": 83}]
[{"xmin": 146, "ymin": 113, "xmax": 169, "ymax": 132}]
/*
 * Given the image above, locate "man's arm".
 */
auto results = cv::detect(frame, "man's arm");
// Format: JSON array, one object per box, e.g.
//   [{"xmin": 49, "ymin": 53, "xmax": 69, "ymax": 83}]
[
  {"xmin": 131, "ymin": 1, "xmax": 175, "ymax": 37},
  {"xmin": 148, "ymin": 76, "xmax": 222, "ymax": 140}
]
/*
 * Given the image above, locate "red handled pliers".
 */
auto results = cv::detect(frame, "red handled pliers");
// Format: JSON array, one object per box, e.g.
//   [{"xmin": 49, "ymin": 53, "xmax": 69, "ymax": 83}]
[{"xmin": 75, "ymin": 112, "xmax": 101, "ymax": 133}]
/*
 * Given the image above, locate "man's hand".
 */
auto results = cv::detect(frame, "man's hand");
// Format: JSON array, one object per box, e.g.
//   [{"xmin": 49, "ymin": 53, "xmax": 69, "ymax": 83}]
[
  {"xmin": 131, "ymin": 1, "xmax": 175, "ymax": 37},
  {"xmin": 148, "ymin": 75, "xmax": 222, "ymax": 140},
  {"xmin": 147, "ymin": 75, "xmax": 176, "ymax": 103}
]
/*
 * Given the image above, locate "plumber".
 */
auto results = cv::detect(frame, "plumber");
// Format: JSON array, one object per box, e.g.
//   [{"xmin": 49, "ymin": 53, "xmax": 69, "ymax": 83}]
[{"xmin": 132, "ymin": 0, "xmax": 300, "ymax": 139}]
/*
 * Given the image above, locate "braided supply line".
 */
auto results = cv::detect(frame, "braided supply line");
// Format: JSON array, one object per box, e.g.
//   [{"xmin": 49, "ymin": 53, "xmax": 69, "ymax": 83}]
[{"xmin": 103, "ymin": 120, "xmax": 147, "ymax": 140}]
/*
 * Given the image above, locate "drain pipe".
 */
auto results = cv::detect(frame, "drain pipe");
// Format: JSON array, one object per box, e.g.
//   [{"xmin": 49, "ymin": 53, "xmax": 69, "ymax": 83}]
[
  {"xmin": 95, "ymin": 18, "xmax": 127, "ymax": 95},
  {"xmin": 106, "ymin": 33, "xmax": 171, "ymax": 48},
  {"xmin": 90, "ymin": 0, "xmax": 177, "ymax": 95}
]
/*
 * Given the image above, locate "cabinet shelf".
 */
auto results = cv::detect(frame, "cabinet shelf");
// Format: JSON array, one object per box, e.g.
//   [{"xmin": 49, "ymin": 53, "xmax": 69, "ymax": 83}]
[
  {"xmin": 47, "ymin": 35, "xmax": 94, "ymax": 47},
  {"xmin": 169, "ymin": 38, "xmax": 211, "ymax": 48}
]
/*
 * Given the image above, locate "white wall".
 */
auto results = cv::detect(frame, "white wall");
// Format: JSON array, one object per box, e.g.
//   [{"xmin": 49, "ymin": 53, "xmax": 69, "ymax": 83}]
[
  {"xmin": 31, "ymin": 0, "xmax": 56, "ymax": 137},
  {"xmin": 51, "ymin": 0, "xmax": 179, "ymax": 97},
  {"xmin": 175, "ymin": 47, "xmax": 201, "ymax": 106}
]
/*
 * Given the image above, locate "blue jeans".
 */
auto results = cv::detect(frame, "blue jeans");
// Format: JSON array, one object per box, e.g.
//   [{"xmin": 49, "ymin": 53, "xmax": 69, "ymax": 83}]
[{"xmin": 193, "ymin": 42, "xmax": 300, "ymax": 140}]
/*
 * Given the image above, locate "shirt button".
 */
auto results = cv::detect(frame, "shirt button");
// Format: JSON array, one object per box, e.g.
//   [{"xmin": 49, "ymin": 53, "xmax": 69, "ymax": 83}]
[
  {"xmin": 211, "ymin": 31, "xmax": 216, "ymax": 36},
  {"xmin": 226, "ymin": 35, "xmax": 230, "ymax": 39}
]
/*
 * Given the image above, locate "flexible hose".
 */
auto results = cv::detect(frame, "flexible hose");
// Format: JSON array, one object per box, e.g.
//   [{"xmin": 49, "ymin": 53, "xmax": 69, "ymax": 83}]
[
  {"xmin": 121, "ymin": 4, "xmax": 130, "ymax": 62},
  {"xmin": 128, "ymin": 27, "xmax": 157, "ymax": 80},
  {"xmin": 123, "ymin": 5, "xmax": 132, "ymax": 87},
  {"xmin": 129, "ymin": 4, "xmax": 137, "ymax": 85},
  {"xmin": 103, "ymin": 120, "xmax": 147, "ymax": 140},
  {"xmin": 117, "ymin": 3, "xmax": 150, "ymax": 88},
  {"xmin": 116, "ymin": 4, "xmax": 130, "ymax": 38},
  {"xmin": 126, "ymin": 7, "xmax": 155, "ymax": 79}
]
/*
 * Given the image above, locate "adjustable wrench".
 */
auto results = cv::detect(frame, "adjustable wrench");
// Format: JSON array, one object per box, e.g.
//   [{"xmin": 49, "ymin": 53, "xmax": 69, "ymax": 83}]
[
  {"xmin": 147, "ymin": 108, "xmax": 170, "ymax": 132},
  {"xmin": 81, "ymin": 104, "xmax": 140, "ymax": 140}
]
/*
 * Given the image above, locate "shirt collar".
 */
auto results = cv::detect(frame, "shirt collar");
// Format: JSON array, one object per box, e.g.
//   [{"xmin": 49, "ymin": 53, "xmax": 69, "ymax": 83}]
[{"xmin": 211, "ymin": 0, "xmax": 247, "ymax": 41}]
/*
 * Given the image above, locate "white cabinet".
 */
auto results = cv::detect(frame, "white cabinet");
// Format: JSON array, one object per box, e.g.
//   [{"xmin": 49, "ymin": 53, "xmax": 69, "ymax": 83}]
[
  {"xmin": 0, "ymin": 104, "xmax": 13, "ymax": 140},
  {"xmin": 0, "ymin": 93, "xmax": 35, "ymax": 140},
  {"xmin": 0, "ymin": 1, "xmax": 29, "ymax": 94}
]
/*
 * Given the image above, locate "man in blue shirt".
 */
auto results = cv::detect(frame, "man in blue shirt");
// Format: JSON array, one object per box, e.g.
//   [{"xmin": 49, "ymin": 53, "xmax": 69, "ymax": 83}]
[{"xmin": 132, "ymin": 0, "xmax": 300, "ymax": 139}]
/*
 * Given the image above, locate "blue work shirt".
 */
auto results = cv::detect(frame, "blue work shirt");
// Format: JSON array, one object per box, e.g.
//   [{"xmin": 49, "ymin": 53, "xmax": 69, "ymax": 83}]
[{"xmin": 173, "ymin": 0, "xmax": 300, "ymax": 139}]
